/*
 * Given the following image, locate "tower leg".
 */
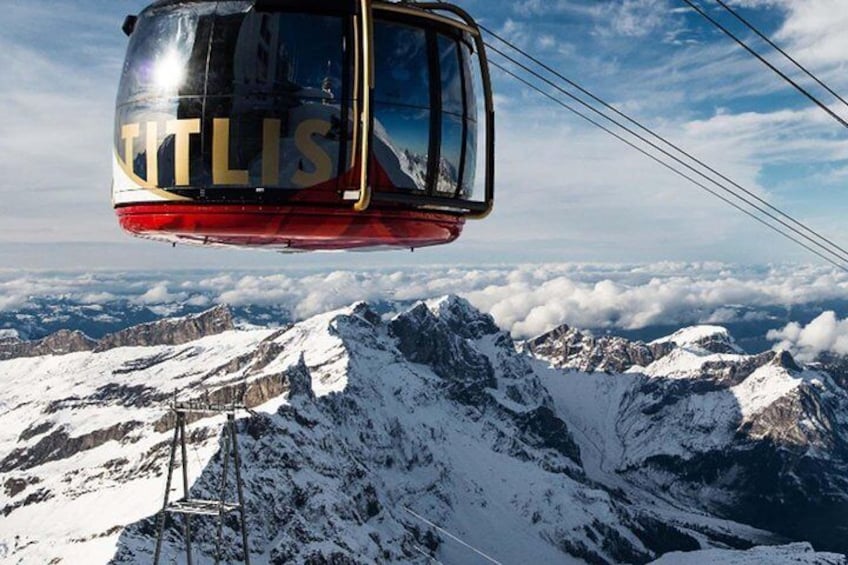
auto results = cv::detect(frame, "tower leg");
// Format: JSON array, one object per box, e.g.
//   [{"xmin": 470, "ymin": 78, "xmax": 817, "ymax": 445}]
[
  {"xmin": 230, "ymin": 415, "xmax": 251, "ymax": 565},
  {"xmin": 179, "ymin": 414, "xmax": 194, "ymax": 565},
  {"xmin": 215, "ymin": 420, "xmax": 232, "ymax": 565},
  {"xmin": 153, "ymin": 421, "xmax": 180, "ymax": 565}
]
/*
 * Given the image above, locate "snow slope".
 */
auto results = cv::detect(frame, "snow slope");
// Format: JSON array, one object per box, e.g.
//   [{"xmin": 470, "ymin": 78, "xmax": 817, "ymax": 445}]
[{"xmin": 2, "ymin": 299, "xmax": 847, "ymax": 563}]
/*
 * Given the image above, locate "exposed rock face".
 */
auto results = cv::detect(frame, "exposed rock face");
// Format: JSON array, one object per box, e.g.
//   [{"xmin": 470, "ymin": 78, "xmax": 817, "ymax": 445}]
[
  {"xmin": 538, "ymin": 324, "xmax": 848, "ymax": 555},
  {"xmin": 0, "ymin": 422, "xmax": 143, "ymax": 473},
  {"xmin": 3, "ymin": 299, "xmax": 848, "ymax": 564},
  {"xmin": 95, "ymin": 305, "xmax": 234, "ymax": 352},
  {"xmin": 812, "ymin": 352, "xmax": 848, "ymax": 390},
  {"xmin": 526, "ymin": 324, "xmax": 673, "ymax": 373},
  {"xmin": 0, "ymin": 306, "xmax": 235, "ymax": 361},
  {"xmin": 390, "ymin": 302, "xmax": 497, "ymax": 404},
  {"xmin": 0, "ymin": 330, "xmax": 96, "ymax": 361},
  {"xmin": 652, "ymin": 325, "xmax": 743, "ymax": 355}
]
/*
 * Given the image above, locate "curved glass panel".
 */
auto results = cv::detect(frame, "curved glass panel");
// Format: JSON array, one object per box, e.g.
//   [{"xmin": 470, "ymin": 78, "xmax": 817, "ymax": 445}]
[
  {"xmin": 116, "ymin": 5, "xmax": 215, "ymax": 105},
  {"xmin": 115, "ymin": 5, "xmax": 351, "ymax": 193},
  {"xmin": 439, "ymin": 34, "xmax": 463, "ymax": 117},
  {"xmin": 208, "ymin": 11, "xmax": 345, "ymax": 101},
  {"xmin": 373, "ymin": 20, "xmax": 431, "ymax": 192},
  {"xmin": 373, "ymin": 105, "xmax": 430, "ymax": 191},
  {"xmin": 460, "ymin": 120, "xmax": 478, "ymax": 199},
  {"xmin": 460, "ymin": 39, "xmax": 479, "ymax": 200},
  {"xmin": 115, "ymin": 97, "xmax": 205, "ymax": 188},
  {"xmin": 438, "ymin": 113, "xmax": 463, "ymax": 195},
  {"xmin": 374, "ymin": 22, "xmax": 430, "ymax": 108},
  {"xmin": 461, "ymin": 39, "xmax": 478, "ymax": 124},
  {"xmin": 204, "ymin": 10, "xmax": 349, "ymax": 188}
]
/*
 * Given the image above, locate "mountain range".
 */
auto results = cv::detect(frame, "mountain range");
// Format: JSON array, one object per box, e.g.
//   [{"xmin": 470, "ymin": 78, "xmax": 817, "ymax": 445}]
[{"xmin": 1, "ymin": 297, "xmax": 847, "ymax": 564}]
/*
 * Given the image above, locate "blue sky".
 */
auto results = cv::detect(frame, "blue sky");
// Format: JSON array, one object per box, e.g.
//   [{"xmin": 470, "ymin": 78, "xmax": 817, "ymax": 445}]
[{"xmin": 2, "ymin": 0, "xmax": 848, "ymax": 270}]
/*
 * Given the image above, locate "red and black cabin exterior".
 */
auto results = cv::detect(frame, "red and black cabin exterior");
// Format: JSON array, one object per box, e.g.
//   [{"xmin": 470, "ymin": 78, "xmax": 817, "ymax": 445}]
[{"xmin": 113, "ymin": 0, "xmax": 494, "ymax": 251}]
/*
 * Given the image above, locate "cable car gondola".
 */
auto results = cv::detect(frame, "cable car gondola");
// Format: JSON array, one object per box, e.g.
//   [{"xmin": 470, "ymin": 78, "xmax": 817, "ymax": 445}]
[{"xmin": 113, "ymin": 0, "xmax": 494, "ymax": 251}]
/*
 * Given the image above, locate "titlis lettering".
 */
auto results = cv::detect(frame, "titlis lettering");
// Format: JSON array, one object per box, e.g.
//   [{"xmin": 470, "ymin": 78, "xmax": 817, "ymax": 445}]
[{"xmin": 120, "ymin": 118, "xmax": 334, "ymax": 188}]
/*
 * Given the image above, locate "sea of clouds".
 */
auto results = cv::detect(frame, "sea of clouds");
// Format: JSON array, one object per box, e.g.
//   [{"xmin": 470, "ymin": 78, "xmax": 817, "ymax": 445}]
[{"xmin": 2, "ymin": 262, "xmax": 848, "ymax": 358}]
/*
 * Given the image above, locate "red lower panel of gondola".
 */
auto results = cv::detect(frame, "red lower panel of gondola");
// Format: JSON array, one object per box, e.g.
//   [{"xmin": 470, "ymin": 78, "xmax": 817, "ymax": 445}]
[{"xmin": 116, "ymin": 204, "xmax": 465, "ymax": 251}]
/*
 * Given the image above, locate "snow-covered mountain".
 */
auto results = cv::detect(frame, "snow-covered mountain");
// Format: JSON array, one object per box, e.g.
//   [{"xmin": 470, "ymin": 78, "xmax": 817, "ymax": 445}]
[{"xmin": 1, "ymin": 298, "xmax": 847, "ymax": 564}]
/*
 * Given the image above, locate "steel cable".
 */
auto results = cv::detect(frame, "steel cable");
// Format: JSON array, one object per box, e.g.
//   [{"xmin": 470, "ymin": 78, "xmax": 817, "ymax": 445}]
[
  {"xmin": 680, "ymin": 0, "xmax": 848, "ymax": 130},
  {"xmin": 487, "ymin": 59, "xmax": 848, "ymax": 273},
  {"xmin": 713, "ymin": 0, "xmax": 848, "ymax": 112},
  {"xmin": 480, "ymin": 24, "xmax": 848, "ymax": 264}
]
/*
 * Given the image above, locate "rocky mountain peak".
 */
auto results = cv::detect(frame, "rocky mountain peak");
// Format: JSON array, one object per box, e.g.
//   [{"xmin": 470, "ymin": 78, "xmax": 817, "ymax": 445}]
[
  {"xmin": 770, "ymin": 349, "xmax": 801, "ymax": 372},
  {"xmin": 0, "ymin": 329, "xmax": 96, "ymax": 361},
  {"xmin": 526, "ymin": 323, "xmax": 673, "ymax": 373},
  {"xmin": 428, "ymin": 295, "xmax": 500, "ymax": 339},
  {"xmin": 652, "ymin": 325, "xmax": 743, "ymax": 355},
  {"xmin": 389, "ymin": 300, "xmax": 497, "ymax": 401},
  {"xmin": 95, "ymin": 304, "xmax": 234, "ymax": 352},
  {"xmin": 0, "ymin": 305, "xmax": 236, "ymax": 361}
]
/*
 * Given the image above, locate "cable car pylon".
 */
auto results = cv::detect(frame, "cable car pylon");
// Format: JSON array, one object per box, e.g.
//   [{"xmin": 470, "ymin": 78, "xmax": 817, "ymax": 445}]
[{"xmin": 153, "ymin": 395, "xmax": 251, "ymax": 565}]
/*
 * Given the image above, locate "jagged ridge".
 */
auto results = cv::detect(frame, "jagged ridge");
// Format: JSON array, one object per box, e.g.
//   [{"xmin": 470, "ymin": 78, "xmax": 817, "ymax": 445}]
[{"xmin": 1, "ymin": 298, "xmax": 847, "ymax": 564}]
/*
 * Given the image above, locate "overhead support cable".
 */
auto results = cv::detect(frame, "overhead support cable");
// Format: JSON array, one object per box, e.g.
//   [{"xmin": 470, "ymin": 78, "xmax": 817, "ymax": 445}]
[
  {"xmin": 487, "ymin": 59, "xmax": 848, "ymax": 273},
  {"xmin": 483, "ymin": 40, "xmax": 848, "ymax": 270},
  {"xmin": 712, "ymin": 0, "xmax": 848, "ymax": 112},
  {"xmin": 403, "ymin": 507, "xmax": 504, "ymax": 565},
  {"xmin": 479, "ymin": 24, "xmax": 848, "ymax": 264},
  {"xmin": 679, "ymin": 0, "xmax": 848, "ymax": 131}
]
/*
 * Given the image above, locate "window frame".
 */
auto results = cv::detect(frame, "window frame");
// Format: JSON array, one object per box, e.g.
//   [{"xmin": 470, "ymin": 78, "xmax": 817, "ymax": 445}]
[
  {"xmin": 117, "ymin": 1, "xmax": 492, "ymax": 212},
  {"xmin": 369, "ymin": 10, "xmax": 478, "ymax": 202}
]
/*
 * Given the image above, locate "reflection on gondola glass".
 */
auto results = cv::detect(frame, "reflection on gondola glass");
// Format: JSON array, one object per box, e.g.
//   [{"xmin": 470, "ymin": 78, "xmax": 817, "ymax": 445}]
[
  {"xmin": 439, "ymin": 113, "xmax": 463, "ymax": 194},
  {"xmin": 437, "ymin": 34, "xmax": 464, "ymax": 195},
  {"xmin": 373, "ymin": 104, "xmax": 431, "ymax": 191},
  {"xmin": 439, "ymin": 34, "xmax": 464, "ymax": 118},
  {"xmin": 115, "ymin": 5, "xmax": 350, "ymax": 191},
  {"xmin": 117, "ymin": 5, "xmax": 213, "ymax": 103},
  {"xmin": 460, "ymin": 40, "xmax": 479, "ymax": 199},
  {"xmin": 373, "ymin": 21, "xmax": 431, "ymax": 191},
  {"xmin": 204, "ymin": 9, "xmax": 348, "ymax": 188}
]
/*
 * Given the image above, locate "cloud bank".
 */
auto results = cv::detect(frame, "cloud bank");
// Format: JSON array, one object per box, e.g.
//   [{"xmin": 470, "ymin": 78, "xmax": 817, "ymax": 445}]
[
  {"xmin": 768, "ymin": 312, "xmax": 848, "ymax": 361},
  {"xmin": 3, "ymin": 263, "xmax": 848, "ymax": 340}
]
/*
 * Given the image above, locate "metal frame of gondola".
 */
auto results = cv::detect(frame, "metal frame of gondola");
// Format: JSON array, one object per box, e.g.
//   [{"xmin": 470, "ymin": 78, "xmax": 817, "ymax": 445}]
[
  {"xmin": 122, "ymin": 0, "xmax": 494, "ymax": 220},
  {"xmin": 353, "ymin": 0, "xmax": 496, "ymax": 218}
]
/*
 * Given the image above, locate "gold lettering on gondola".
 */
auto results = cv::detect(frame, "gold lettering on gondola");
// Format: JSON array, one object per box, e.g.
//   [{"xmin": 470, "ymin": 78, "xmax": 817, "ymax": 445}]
[
  {"xmin": 262, "ymin": 118, "xmax": 281, "ymax": 186},
  {"xmin": 166, "ymin": 119, "xmax": 200, "ymax": 186},
  {"xmin": 146, "ymin": 121, "xmax": 159, "ymax": 186},
  {"xmin": 121, "ymin": 123, "xmax": 140, "ymax": 167},
  {"xmin": 293, "ymin": 119, "xmax": 333, "ymax": 188},
  {"xmin": 119, "ymin": 116, "xmax": 336, "ymax": 189},
  {"xmin": 213, "ymin": 118, "xmax": 249, "ymax": 186}
]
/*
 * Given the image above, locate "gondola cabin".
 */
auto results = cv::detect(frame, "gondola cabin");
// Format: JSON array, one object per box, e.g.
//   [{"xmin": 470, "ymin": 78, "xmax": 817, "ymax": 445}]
[{"xmin": 113, "ymin": 0, "xmax": 494, "ymax": 251}]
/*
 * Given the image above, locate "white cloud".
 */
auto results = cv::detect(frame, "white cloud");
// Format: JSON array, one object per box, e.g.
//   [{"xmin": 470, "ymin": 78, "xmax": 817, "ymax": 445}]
[
  {"xmin": 135, "ymin": 283, "xmax": 189, "ymax": 305},
  {"xmin": 768, "ymin": 311, "xmax": 848, "ymax": 361},
  {"xmin": 3, "ymin": 264, "xmax": 848, "ymax": 340},
  {"xmin": 2, "ymin": 0, "xmax": 848, "ymax": 270},
  {"xmin": 595, "ymin": 0, "xmax": 673, "ymax": 39}
]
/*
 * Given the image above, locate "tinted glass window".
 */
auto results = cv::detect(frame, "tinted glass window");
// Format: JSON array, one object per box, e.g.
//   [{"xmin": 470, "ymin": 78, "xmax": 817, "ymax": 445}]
[
  {"xmin": 374, "ymin": 22, "xmax": 430, "ymax": 108},
  {"xmin": 460, "ymin": 39, "xmax": 479, "ymax": 199},
  {"xmin": 461, "ymin": 40, "xmax": 478, "ymax": 123},
  {"xmin": 373, "ymin": 20, "xmax": 431, "ymax": 191},
  {"xmin": 208, "ymin": 11, "xmax": 345, "ymax": 101},
  {"xmin": 438, "ymin": 113, "xmax": 463, "ymax": 195},
  {"xmin": 460, "ymin": 121, "xmax": 477, "ymax": 199},
  {"xmin": 373, "ymin": 105, "xmax": 430, "ymax": 191},
  {"xmin": 116, "ymin": 6, "xmax": 351, "ymax": 191},
  {"xmin": 439, "ymin": 34, "xmax": 463, "ymax": 117},
  {"xmin": 204, "ymin": 10, "xmax": 349, "ymax": 188},
  {"xmin": 117, "ymin": 5, "xmax": 215, "ymax": 105}
]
